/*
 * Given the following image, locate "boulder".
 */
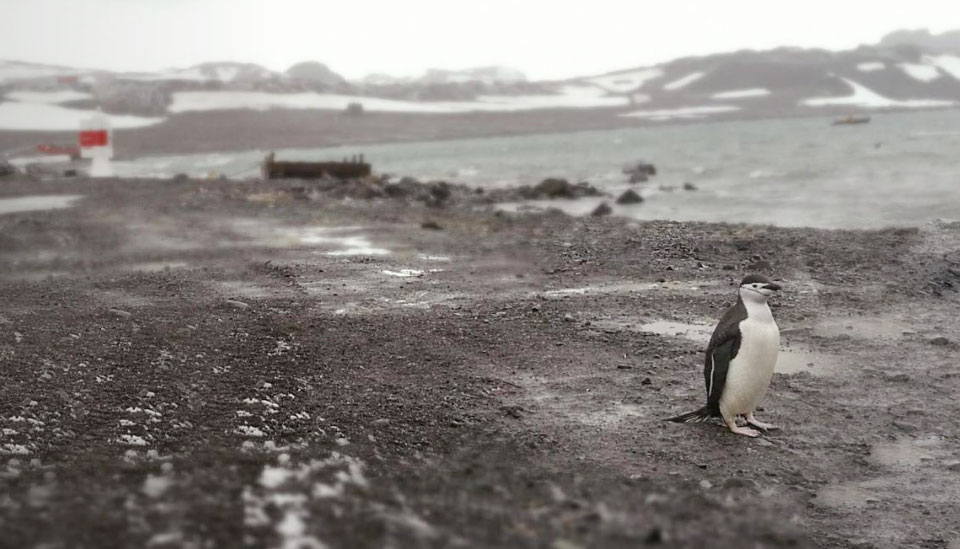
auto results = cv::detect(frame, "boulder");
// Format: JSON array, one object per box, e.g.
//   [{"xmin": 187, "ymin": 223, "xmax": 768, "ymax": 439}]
[
  {"xmin": 591, "ymin": 202, "xmax": 613, "ymax": 217},
  {"xmin": 0, "ymin": 160, "xmax": 17, "ymax": 178},
  {"xmin": 535, "ymin": 178, "xmax": 574, "ymax": 198},
  {"xmin": 616, "ymin": 189, "xmax": 644, "ymax": 205},
  {"xmin": 683, "ymin": 182, "xmax": 698, "ymax": 191}
]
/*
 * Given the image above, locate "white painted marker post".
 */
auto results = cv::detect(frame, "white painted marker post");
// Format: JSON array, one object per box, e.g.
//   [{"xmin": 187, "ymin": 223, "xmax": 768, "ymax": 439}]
[{"xmin": 79, "ymin": 112, "xmax": 113, "ymax": 177}]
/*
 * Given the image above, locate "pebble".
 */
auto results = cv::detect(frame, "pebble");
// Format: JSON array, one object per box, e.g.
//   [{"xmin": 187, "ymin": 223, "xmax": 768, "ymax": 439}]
[
  {"xmin": 699, "ymin": 480, "xmax": 712, "ymax": 490},
  {"xmin": 563, "ymin": 314, "xmax": 574, "ymax": 322}
]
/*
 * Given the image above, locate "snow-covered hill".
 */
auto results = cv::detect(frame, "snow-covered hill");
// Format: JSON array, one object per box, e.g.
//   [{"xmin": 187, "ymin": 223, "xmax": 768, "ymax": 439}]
[{"xmin": 1, "ymin": 29, "xmax": 959, "ymax": 131}]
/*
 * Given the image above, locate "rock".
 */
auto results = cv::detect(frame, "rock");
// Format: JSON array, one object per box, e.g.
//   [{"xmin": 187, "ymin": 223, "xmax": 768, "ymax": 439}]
[
  {"xmin": 226, "ymin": 299, "xmax": 250, "ymax": 310},
  {"xmin": 108, "ymin": 308, "xmax": 132, "ymax": 319},
  {"xmin": 429, "ymin": 181, "xmax": 451, "ymax": 201},
  {"xmin": 535, "ymin": 178, "xmax": 574, "ymax": 198},
  {"xmin": 573, "ymin": 181, "xmax": 603, "ymax": 197},
  {"xmin": 616, "ymin": 189, "xmax": 644, "ymax": 205},
  {"xmin": 644, "ymin": 527, "xmax": 664, "ymax": 544},
  {"xmin": 722, "ymin": 477, "xmax": 759, "ymax": 490},
  {"xmin": 699, "ymin": 480, "xmax": 713, "ymax": 489},
  {"xmin": 929, "ymin": 336, "xmax": 951, "ymax": 346},
  {"xmin": 172, "ymin": 173, "xmax": 189, "ymax": 182},
  {"xmin": 945, "ymin": 460, "xmax": 960, "ymax": 472},
  {"xmin": 0, "ymin": 160, "xmax": 17, "ymax": 178},
  {"xmin": 591, "ymin": 202, "xmax": 612, "ymax": 217},
  {"xmin": 421, "ymin": 220, "xmax": 443, "ymax": 230},
  {"xmin": 641, "ymin": 377, "xmax": 652, "ymax": 385},
  {"xmin": 384, "ymin": 183, "xmax": 409, "ymax": 198},
  {"xmin": 683, "ymin": 182, "xmax": 698, "ymax": 191},
  {"xmin": 563, "ymin": 314, "xmax": 575, "ymax": 322},
  {"xmin": 748, "ymin": 259, "xmax": 774, "ymax": 272}
]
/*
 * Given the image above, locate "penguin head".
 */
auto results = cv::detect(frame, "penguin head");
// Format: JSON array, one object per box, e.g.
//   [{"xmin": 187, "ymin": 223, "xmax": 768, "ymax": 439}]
[{"xmin": 739, "ymin": 274, "xmax": 781, "ymax": 300}]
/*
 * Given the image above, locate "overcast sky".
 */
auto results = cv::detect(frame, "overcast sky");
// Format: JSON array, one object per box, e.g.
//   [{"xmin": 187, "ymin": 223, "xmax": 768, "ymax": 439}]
[{"xmin": 2, "ymin": 0, "xmax": 958, "ymax": 80}]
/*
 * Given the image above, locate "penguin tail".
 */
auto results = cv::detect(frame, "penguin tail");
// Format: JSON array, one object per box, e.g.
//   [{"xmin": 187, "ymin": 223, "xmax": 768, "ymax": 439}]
[{"xmin": 665, "ymin": 406, "xmax": 715, "ymax": 424}]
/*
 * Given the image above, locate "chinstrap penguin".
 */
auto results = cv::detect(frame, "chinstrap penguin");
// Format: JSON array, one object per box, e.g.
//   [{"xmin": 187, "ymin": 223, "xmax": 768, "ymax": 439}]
[{"xmin": 667, "ymin": 274, "xmax": 782, "ymax": 437}]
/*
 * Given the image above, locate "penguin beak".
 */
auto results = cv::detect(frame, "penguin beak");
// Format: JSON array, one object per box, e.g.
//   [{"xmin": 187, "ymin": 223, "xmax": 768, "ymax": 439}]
[{"xmin": 763, "ymin": 282, "xmax": 782, "ymax": 292}]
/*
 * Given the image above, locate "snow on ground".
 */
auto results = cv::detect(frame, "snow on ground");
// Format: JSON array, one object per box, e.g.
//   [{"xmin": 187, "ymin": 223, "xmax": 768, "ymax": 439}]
[
  {"xmin": 924, "ymin": 55, "xmax": 960, "ymax": 79},
  {"xmin": 710, "ymin": 88, "xmax": 771, "ymax": 100},
  {"xmin": 586, "ymin": 68, "xmax": 663, "ymax": 93},
  {"xmin": 0, "ymin": 61, "xmax": 79, "ymax": 84},
  {"xmin": 857, "ymin": 62, "xmax": 886, "ymax": 72},
  {"xmin": 801, "ymin": 78, "xmax": 955, "ymax": 109},
  {"xmin": 898, "ymin": 63, "xmax": 941, "ymax": 82},
  {"xmin": 121, "ymin": 68, "xmax": 209, "ymax": 82},
  {"xmin": 6, "ymin": 90, "xmax": 93, "ymax": 104},
  {"xmin": 0, "ymin": 102, "xmax": 164, "ymax": 131},
  {"xmin": 619, "ymin": 105, "xmax": 740, "ymax": 120},
  {"xmin": 169, "ymin": 87, "xmax": 629, "ymax": 114},
  {"xmin": 662, "ymin": 72, "xmax": 705, "ymax": 91}
]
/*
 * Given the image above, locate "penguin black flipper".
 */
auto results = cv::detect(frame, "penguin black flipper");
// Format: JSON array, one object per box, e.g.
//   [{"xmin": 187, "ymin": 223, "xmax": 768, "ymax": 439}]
[
  {"xmin": 666, "ymin": 298, "xmax": 746, "ymax": 424},
  {"xmin": 705, "ymin": 337, "xmax": 740, "ymax": 411}
]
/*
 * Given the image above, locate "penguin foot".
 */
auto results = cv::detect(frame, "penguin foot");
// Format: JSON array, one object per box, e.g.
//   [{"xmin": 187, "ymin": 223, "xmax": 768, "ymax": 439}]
[
  {"xmin": 745, "ymin": 413, "xmax": 777, "ymax": 431},
  {"xmin": 724, "ymin": 417, "xmax": 760, "ymax": 437}
]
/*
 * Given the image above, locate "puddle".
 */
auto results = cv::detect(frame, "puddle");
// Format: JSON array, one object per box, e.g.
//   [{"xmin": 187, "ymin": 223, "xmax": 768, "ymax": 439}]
[
  {"xmin": 542, "ymin": 280, "xmax": 712, "ymax": 298},
  {"xmin": 816, "ymin": 483, "xmax": 882, "ymax": 509},
  {"xmin": 577, "ymin": 402, "xmax": 647, "ymax": 427},
  {"xmin": 0, "ymin": 194, "xmax": 83, "ymax": 215},
  {"xmin": 812, "ymin": 316, "xmax": 910, "ymax": 340},
  {"xmin": 869, "ymin": 437, "xmax": 945, "ymax": 469},
  {"xmin": 638, "ymin": 318, "xmax": 843, "ymax": 376}
]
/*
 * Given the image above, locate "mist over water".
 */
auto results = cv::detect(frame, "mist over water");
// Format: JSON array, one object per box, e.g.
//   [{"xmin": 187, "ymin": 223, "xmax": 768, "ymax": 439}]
[{"xmin": 115, "ymin": 109, "xmax": 960, "ymax": 229}]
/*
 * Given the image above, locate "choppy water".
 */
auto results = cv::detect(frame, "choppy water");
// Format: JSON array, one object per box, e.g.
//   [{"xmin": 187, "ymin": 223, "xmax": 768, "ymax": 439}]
[{"xmin": 114, "ymin": 109, "xmax": 960, "ymax": 229}]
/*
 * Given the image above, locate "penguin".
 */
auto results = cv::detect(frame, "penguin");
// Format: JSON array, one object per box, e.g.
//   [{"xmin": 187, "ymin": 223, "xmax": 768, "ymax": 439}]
[{"xmin": 667, "ymin": 274, "xmax": 782, "ymax": 437}]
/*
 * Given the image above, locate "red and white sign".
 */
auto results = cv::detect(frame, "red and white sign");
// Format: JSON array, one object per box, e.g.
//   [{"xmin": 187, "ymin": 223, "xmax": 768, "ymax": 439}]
[{"xmin": 78, "ymin": 130, "xmax": 108, "ymax": 148}]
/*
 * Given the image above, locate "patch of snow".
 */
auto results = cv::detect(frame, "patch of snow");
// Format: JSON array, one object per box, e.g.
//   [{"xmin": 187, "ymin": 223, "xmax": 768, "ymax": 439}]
[
  {"xmin": 117, "ymin": 435, "xmax": 148, "ymax": 446},
  {"xmin": 711, "ymin": 88, "xmax": 771, "ymax": 99},
  {"xmin": 0, "ymin": 102, "xmax": 164, "ymax": 131},
  {"xmin": 142, "ymin": 474, "xmax": 172, "ymax": 498},
  {"xmin": 898, "ymin": 63, "xmax": 941, "ymax": 82},
  {"xmin": 236, "ymin": 425, "xmax": 266, "ymax": 437},
  {"xmin": 6, "ymin": 90, "xmax": 94, "ymax": 104},
  {"xmin": 620, "ymin": 105, "xmax": 741, "ymax": 119},
  {"xmin": 169, "ymin": 88, "xmax": 628, "ymax": 114},
  {"xmin": 662, "ymin": 72, "xmax": 705, "ymax": 91},
  {"xmin": 0, "ymin": 61, "xmax": 80, "ymax": 84},
  {"xmin": 381, "ymin": 269, "xmax": 423, "ymax": 278},
  {"xmin": 587, "ymin": 68, "xmax": 663, "ymax": 93},
  {"xmin": 0, "ymin": 444, "xmax": 30, "ymax": 455},
  {"xmin": 801, "ymin": 78, "xmax": 955, "ymax": 108},
  {"xmin": 857, "ymin": 62, "xmax": 886, "ymax": 72},
  {"xmin": 925, "ymin": 55, "xmax": 960, "ymax": 79}
]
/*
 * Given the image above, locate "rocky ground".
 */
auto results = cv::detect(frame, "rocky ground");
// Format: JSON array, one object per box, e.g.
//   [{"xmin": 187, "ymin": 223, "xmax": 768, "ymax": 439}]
[{"xmin": 0, "ymin": 176, "xmax": 958, "ymax": 548}]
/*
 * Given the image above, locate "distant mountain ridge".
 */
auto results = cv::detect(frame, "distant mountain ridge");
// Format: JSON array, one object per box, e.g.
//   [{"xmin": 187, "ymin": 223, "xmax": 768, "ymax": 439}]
[{"xmin": 1, "ymin": 29, "xmax": 958, "ymax": 128}]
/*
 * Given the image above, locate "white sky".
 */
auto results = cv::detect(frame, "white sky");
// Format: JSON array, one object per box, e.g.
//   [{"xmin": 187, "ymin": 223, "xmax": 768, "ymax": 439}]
[{"xmin": 2, "ymin": 0, "xmax": 958, "ymax": 80}]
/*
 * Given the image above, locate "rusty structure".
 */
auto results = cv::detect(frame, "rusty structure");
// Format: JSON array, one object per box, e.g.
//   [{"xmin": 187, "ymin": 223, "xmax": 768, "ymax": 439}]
[{"xmin": 261, "ymin": 152, "xmax": 371, "ymax": 180}]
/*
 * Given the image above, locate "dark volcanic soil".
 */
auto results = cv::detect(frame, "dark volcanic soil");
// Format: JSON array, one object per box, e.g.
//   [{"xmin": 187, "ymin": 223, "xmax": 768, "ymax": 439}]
[{"xmin": 0, "ymin": 177, "xmax": 958, "ymax": 548}]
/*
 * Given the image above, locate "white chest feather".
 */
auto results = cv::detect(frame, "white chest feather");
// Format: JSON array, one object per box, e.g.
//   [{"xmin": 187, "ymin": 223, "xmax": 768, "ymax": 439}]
[{"xmin": 720, "ymin": 301, "xmax": 780, "ymax": 416}]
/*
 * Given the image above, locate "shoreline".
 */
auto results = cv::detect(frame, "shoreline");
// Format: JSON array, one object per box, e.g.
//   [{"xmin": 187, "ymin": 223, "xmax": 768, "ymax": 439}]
[{"xmin": 1, "ymin": 105, "xmax": 956, "ymax": 160}]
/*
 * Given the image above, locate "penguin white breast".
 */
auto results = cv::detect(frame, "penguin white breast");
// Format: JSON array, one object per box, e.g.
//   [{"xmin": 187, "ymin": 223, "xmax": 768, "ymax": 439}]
[{"xmin": 720, "ymin": 316, "xmax": 780, "ymax": 416}]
